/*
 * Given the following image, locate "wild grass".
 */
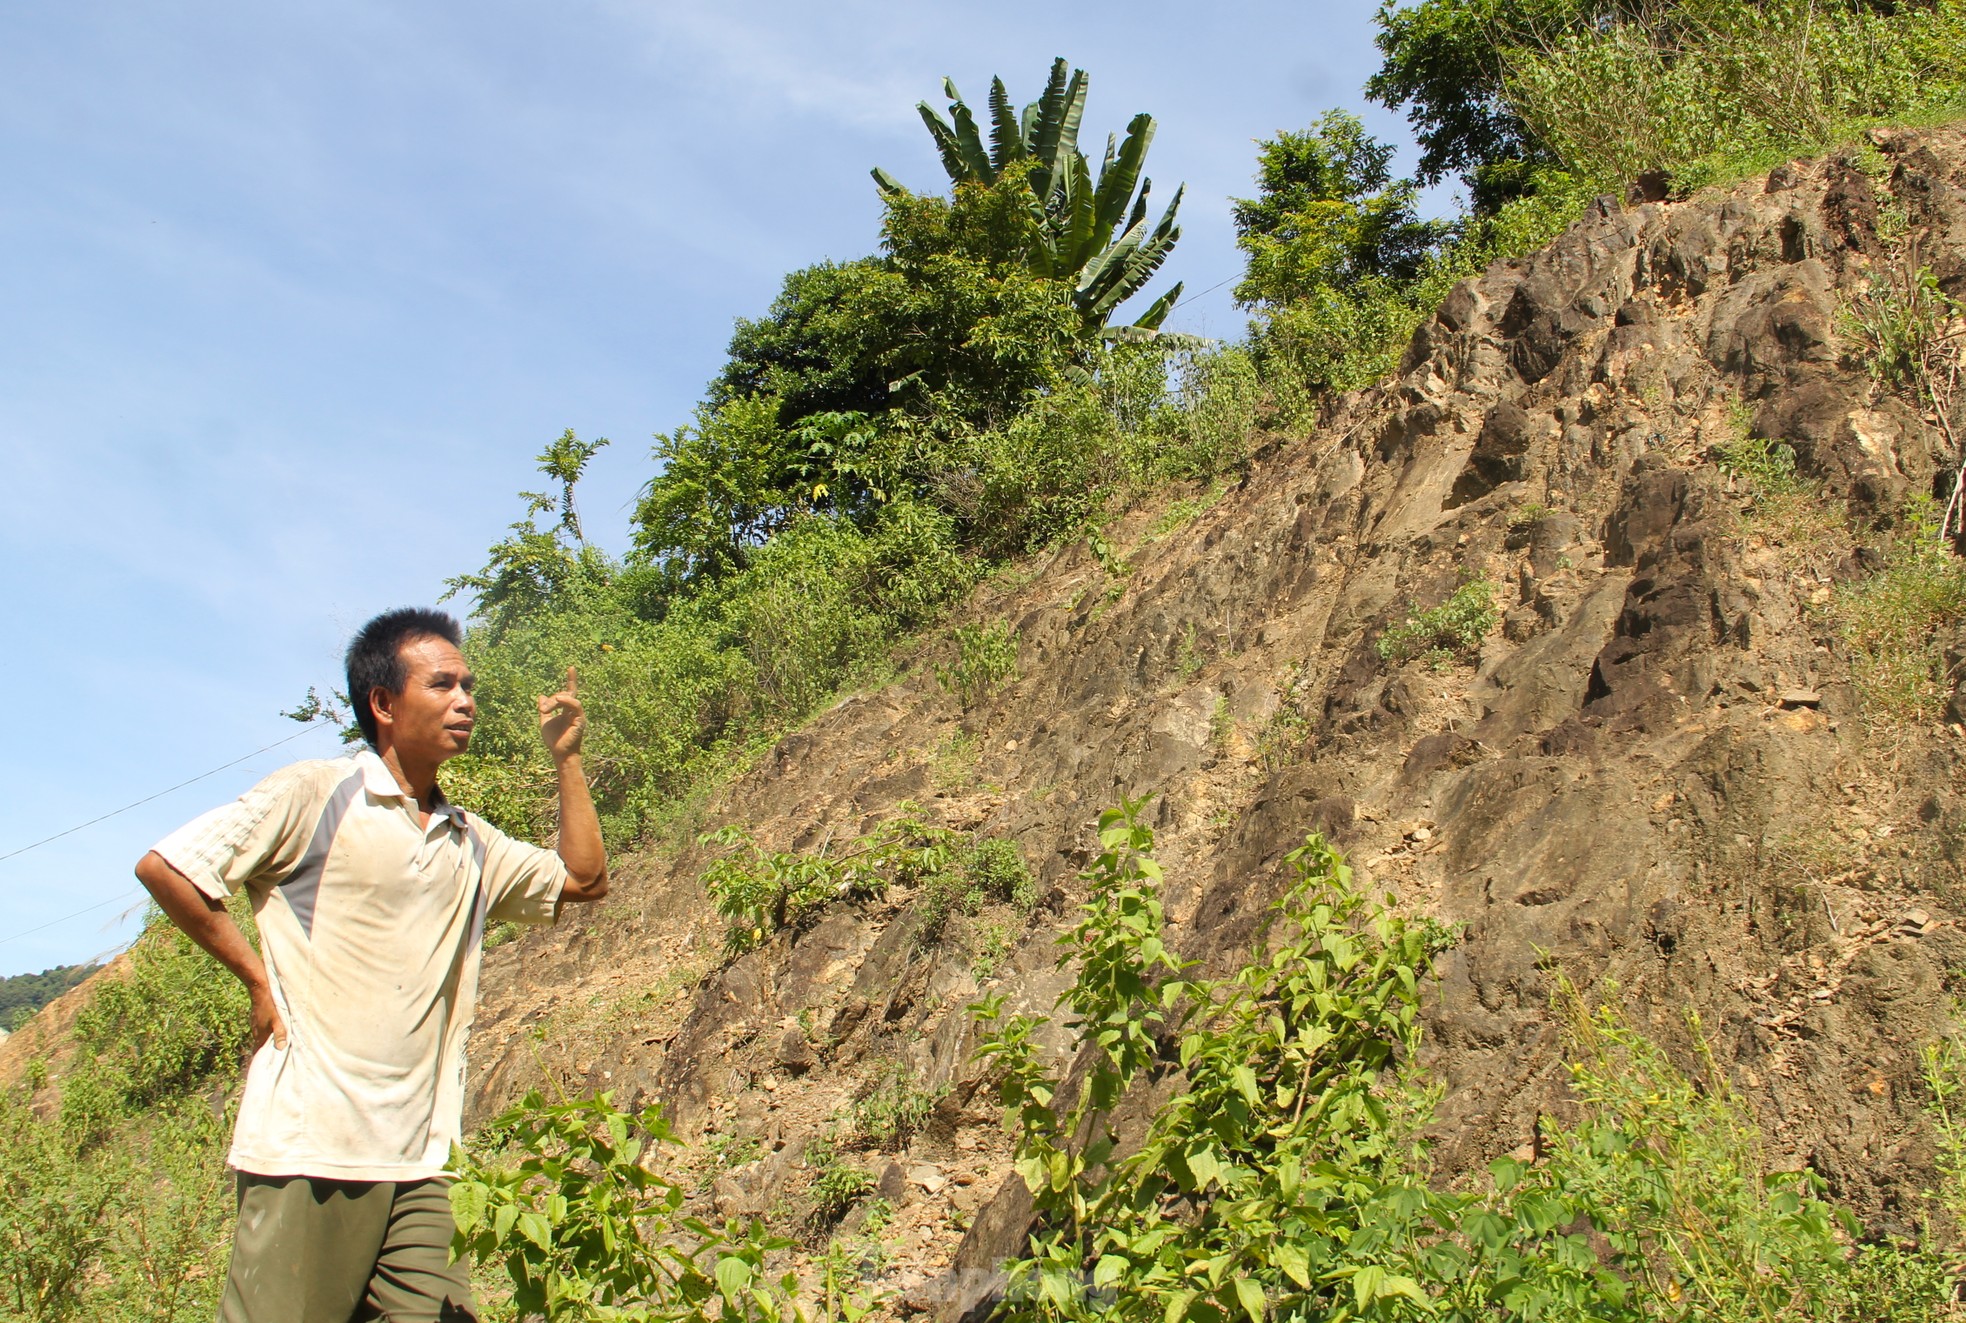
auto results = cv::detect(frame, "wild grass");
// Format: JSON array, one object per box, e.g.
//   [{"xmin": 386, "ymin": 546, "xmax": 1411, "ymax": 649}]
[
  {"xmin": 1836, "ymin": 502, "xmax": 1966, "ymax": 724},
  {"xmin": 1503, "ymin": 0, "xmax": 1966, "ymax": 198}
]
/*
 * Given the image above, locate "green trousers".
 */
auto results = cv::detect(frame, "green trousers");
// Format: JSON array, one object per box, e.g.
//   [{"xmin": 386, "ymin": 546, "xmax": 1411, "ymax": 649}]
[{"xmin": 217, "ymin": 1173, "xmax": 476, "ymax": 1323}]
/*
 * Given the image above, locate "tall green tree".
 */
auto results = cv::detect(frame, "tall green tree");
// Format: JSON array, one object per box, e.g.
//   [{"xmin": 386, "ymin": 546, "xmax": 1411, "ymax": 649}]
[
  {"xmin": 874, "ymin": 57, "xmax": 1185, "ymax": 332},
  {"xmin": 1233, "ymin": 109, "xmax": 1446, "ymax": 311},
  {"xmin": 1367, "ymin": 0, "xmax": 1621, "ymax": 211}
]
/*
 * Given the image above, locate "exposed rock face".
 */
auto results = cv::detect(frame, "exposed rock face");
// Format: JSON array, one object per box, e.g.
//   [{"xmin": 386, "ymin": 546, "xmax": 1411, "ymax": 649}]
[{"xmin": 471, "ymin": 125, "xmax": 1966, "ymax": 1316}]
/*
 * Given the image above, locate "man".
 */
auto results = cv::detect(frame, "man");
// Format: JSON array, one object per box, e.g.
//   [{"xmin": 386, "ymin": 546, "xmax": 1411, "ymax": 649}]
[{"xmin": 136, "ymin": 607, "xmax": 607, "ymax": 1322}]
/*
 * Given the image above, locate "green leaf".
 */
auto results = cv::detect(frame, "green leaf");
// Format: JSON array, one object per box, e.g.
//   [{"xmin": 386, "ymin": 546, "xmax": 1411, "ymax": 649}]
[
  {"xmin": 1163, "ymin": 1287, "xmax": 1199, "ymax": 1323},
  {"xmin": 715, "ymin": 1254, "xmax": 754, "ymax": 1301},
  {"xmin": 1186, "ymin": 1144, "xmax": 1223, "ymax": 1191},
  {"xmin": 1234, "ymin": 1276, "xmax": 1267, "ymax": 1322},
  {"xmin": 449, "ymin": 1180, "xmax": 489, "ymax": 1237},
  {"xmin": 1273, "ymin": 1241, "xmax": 1311, "ymax": 1288}
]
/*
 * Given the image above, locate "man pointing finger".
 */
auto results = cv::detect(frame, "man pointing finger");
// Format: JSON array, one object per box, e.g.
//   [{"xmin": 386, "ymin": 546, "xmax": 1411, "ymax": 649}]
[{"xmin": 136, "ymin": 607, "xmax": 608, "ymax": 1323}]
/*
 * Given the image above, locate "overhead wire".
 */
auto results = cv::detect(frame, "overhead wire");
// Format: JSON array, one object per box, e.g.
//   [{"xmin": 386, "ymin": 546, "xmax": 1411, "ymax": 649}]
[
  {"xmin": 0, "ymin": 719, "xmax": 335, "ymax": 866},
  {"xmin": 0, "ymin": 719, "xmax": 338, "ymax": 950}
]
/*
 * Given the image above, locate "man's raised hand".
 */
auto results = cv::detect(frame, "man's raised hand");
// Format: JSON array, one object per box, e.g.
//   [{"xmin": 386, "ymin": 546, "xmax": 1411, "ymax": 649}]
[{"xmin": 537, "ymin": 666, "xmax": 587, "ymax": 764}]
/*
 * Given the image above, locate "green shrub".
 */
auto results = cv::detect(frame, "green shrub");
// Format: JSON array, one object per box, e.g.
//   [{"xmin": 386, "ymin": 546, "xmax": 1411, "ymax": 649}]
[
  {"xmin": 0, "ymin": 912, "xmax": 247, "ymax": 1323},
  {"xmin": 1377, "ymin": 578, "xmax": 1499, "ymax": 668},
  {"xmin": 60, "ymin": 909, "xmax": 253, "ymax": 1144},
  {"xmin": 0, "ymin": 1090, "xmax": 117, "ymax": 1322},
  {"xmin": 697, "ymin": 814, "xmax": 1026, "ymax": 956},
  {"xmin": 1161, "ymin": 348, "xmax": 1261, "ymax": 479},
  {"xmin": 847, "ymin": 1059, "xmax": 943, "ymax": 1152},
  {"xmin": 973, "ymin": 803, "xmax": 1458, "ymax": 1323},
  {"xmin": 449, "ymin": 1090, "xmax": 801, "ymax": 1320},
  {"xmin": 804, "ymin": 1136, "xmax": 876, "ymax": 1225},
  {"xmin": 1715, "ymin": 431, "xmax": 1804, "ymax": 498},
  {"xmin": 935, "ymin": 620, "xmax": 1019, "ymax": 706},
  {"xmin": 1501, "ymin": 0, "xmax": 1966, "ymax": 196},
  {"xmin": 914, "ymin": 835, "xmax": 1036, "ymax": 945},
  {"xmin": 974, "ymin": 800, "xmax": 1959, "ymax": 1322}
]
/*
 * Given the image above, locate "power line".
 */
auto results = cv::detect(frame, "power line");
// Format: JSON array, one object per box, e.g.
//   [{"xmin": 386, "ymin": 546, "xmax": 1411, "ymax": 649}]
[
  {"xmin": 0, "ymin": 720, "xmax": 335, "ymax": 866},
  {"xmin": 1169, "ymin": 274, "xmax": 1238, "ymax": 314},
  {"xmin": 0, "ymin": 888, "xmax": 146, "ymax": 948}
]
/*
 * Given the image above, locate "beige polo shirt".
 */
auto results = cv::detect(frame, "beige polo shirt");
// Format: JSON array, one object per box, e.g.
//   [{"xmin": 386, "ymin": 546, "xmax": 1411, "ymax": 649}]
[{"xmin": 152, "ymin": 749, "xmax": 566, "ymax": 1181}]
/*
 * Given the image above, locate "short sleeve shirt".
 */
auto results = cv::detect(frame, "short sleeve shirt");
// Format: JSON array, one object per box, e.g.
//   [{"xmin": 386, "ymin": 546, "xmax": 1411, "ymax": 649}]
[{"xmin": 151, "ymin": 749, "xmax": 565, "ymax": 1181}]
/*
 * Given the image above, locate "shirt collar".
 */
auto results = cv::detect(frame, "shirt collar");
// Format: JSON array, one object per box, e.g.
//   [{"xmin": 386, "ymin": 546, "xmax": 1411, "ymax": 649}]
[{"xmin": 353, "ymin": 749, "xmax": 467, "ymax": 828}]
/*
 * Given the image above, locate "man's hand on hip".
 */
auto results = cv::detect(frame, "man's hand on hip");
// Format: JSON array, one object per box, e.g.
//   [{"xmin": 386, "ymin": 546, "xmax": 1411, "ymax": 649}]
[{"xmin": 252, "ymin": 989, "xmax": 289, "ymax": 1053}]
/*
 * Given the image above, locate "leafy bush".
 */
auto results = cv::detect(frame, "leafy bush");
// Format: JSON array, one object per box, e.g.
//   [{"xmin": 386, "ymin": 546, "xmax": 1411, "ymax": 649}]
[
  {"xmin": 449, "ymin": 1090, "xmax": 801, "ymax": 1321},
  {"xmin": 1715, "ymin": 431, "xmax": 1804, "ymax": 498},
  {"xmin": 1160, "ymin": 348, "xmax": 1262, "ymax": 479},
  {"xmin": 973, "ymin": 801, "xmax": 1960, "ymax": 1322},
  {"xmin": 0, "ymin": 910, "xmax": 248, "ymax": 1323},
  {"xmin": 935, "ymin": 620, "xmax": 1020, "ymax": 706},
  {"xmin": 802, "ymin": 1136, "xmax": 877, "ymax": 1226},
  {"xmin": 697, "ymin": 814, "xmax": 1028, "ymax": 955},
  {"xmin": 1377, "ymin": 578, "xmax": 1499, "ymax": 667},
  {"xmin": 974, "ymin": 802, "xmax": 1457, "ymax": 1322},
  {"xmin": 59, "ymin": 909, "xmax": 253, "ymax": 1144},
  {"xmin": 0, "ymin": 1091, "xmax": 118, "ymax": 1322}
]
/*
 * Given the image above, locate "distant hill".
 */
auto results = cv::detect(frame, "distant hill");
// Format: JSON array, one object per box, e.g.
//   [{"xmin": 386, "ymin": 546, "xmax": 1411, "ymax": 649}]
[{"xmin": 1, "ymin": 961, "xmax": 101, "ymax": 1031}]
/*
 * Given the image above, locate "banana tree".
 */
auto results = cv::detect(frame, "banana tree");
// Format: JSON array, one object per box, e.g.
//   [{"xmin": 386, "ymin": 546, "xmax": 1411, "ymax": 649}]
[{"xmin": 873, "ymin": 58, "xmax": 1185, "ymax": 335}]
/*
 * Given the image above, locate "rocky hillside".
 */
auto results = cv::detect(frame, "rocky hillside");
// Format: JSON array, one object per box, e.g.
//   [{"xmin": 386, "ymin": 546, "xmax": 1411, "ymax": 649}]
[{"xmin": 451, "ymin": 122, "xmax": 1957, "ymax": 1315}]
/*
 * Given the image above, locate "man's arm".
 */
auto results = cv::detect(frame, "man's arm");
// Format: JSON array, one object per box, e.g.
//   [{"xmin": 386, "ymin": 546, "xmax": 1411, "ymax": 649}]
[
  {"xmin": 134, "ymin": 851, "xmax": 287, "ymax": 1050},
  {"xmin": 538, "ymin": 666, "xmax": 608, "ymax": 904}
]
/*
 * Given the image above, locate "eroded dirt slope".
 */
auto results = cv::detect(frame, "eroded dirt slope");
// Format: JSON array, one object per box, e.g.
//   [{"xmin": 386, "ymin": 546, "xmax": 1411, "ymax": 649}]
[{"xmin": 470, "ymin": 125, "xmax": 1966, "ymax": 1317}]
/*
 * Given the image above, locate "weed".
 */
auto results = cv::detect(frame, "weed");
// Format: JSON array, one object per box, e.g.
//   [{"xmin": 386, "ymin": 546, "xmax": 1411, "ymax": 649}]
[
  {"xmin": 1086, "ymin": 526, "xmax": 1132, "ymax": 581},
  {"xmin": 915, "ymin": 836, "xmax": 1036, "ymax": 945},
  {"xmin": 482, "ymin": 920, "xmax": 522, "ymax": 951},
  {"xmin": 848, "ymin": 1059, "xmax": 943, "ymax": 1151},
  {"xmin": 706, "ymin": 1131, "xmax": 762, "ymax": 1173},
  {"xmin": 1377, "ymin": 578, "xmax": 1499, "ymax": 668},
  {"xmin": 971, "ymin": 923, "xmax": 1015, "ymax": 980},
  {"xmin": 1257, "ymin": 703, "xmax": 1310, "ymax": 774},
  {"xmin": 1175, "ymin": 623, "xmax": 1209, "ymax": 680},
  {"xmin": 935, "ymin": 620, "xmax": 1019, "ymax": 706},
  {"xmin": 1921, "ymin": 1029, "xmax": 1966, "ymax": 1232},
  {"xmin": 1507, "ymin": 501, "xmax": 1552, "ymax": 533},
  {"xmin": 1835, "ymin": 500, "xmax": 1966, "ymax": 723},
  {"xmin": 1843, "ymin": 261, "xmax": 1961, "ymax": 400},
  {"xmin": 698, "ymin": 816, "xmax": 1029, "ymax": 956},
  {"xmin": 929, "ymin": 730, "xmax": 980, "ymax": 790},
  {"xmin": 1146, "ymin": 480, "xmax": 1226, "ymax": 541},
  {"xmin": 1715, "ymin": 431, "xmax": 1804, "ymax": 497},
  {"xmin": 1208, "ymin": 693, "xmax": 1234, "ymax": 752},
  {"xmin": 805, "ymin": 1135, "xmax": 876, "ymax": 1224}
]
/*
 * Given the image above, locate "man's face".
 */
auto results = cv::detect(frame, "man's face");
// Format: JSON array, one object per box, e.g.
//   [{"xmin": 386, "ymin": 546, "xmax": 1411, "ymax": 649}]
[{"xmin": 373, "ymin": 635, "xmax": 476, "ymax": 764}]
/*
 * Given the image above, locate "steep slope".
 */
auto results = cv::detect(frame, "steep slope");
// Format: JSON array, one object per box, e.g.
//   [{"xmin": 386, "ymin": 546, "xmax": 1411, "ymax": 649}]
[{"xmin": 468, "ymin": 124, "xmax": 1966, "ymax": 1315}]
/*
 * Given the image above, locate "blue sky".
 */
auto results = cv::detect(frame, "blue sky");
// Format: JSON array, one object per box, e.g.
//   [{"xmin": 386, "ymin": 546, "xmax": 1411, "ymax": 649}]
[{"xmin": 0, "ymin": 1, "xmax": 1428, "ymax": 977}]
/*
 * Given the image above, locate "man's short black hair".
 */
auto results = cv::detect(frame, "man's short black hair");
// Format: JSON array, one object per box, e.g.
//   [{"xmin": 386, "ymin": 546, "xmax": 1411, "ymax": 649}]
[{"xmin": 345, "ymin": 608, "xmax": 464, "ymax": 747}]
